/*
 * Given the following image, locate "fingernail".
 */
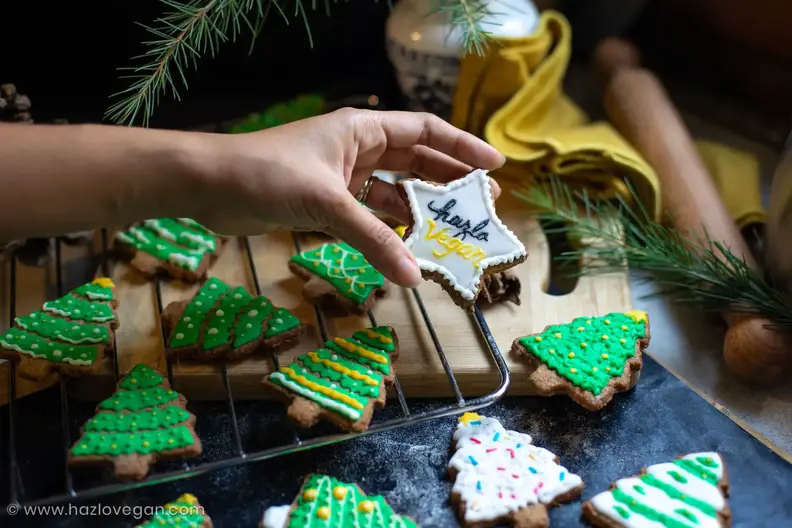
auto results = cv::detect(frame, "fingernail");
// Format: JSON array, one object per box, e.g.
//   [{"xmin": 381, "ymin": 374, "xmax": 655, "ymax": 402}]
[{"xmin": 396, "ymin": 254, "xmax": 422, "ymax": 288}]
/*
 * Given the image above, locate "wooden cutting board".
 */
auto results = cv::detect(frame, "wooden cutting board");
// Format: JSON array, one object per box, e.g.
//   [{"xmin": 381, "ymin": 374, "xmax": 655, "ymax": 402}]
[{"xmin": 1, "ymin": 180, "xmax": 633, "ymax": 403}]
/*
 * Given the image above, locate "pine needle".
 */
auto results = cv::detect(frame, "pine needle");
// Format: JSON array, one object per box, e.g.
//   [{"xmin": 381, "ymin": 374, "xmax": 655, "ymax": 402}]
[
  {"xmin": 513, "ymin": 177, "xmax": 792, "ymax": 332},
  {"xmin": 107, "ymin": 0, "xmax": 496, "ymax": 126}
]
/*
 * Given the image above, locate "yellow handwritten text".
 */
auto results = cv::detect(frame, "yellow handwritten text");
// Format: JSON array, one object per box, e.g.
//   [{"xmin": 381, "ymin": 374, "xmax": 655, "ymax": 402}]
[{"xmin": 424, "ymin": 220, "xmax": 487, "ymax": 268}]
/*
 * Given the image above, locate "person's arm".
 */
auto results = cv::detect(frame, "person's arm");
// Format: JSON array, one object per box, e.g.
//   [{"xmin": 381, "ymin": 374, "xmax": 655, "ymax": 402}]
[{"xmin": 0, "ymin": 123, "xmax": 209, "ymax": 241}]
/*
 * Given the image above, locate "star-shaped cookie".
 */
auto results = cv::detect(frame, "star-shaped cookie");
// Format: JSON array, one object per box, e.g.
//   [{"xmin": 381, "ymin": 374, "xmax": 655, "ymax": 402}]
[{"xmin": 397, "ymin": 169, "xmax": 527, "ymax": 311}]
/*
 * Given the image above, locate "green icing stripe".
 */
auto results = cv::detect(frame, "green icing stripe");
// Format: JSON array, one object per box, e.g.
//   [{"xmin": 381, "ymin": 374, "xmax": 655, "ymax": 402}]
[
  {"xmin": 0, "ymin": 327, "xmax": 99, "ymax": 365},
  {"xmin": 263, "ymin": 307, "xmax": 301, "ymax": 339},
  {"xmin": 119, "ymin": 364, "xmax": 164, "ymax": 390},
  {"xmin": 518, "ymin": 312, "xmax": 646, "ymax": 395},
  {"xmin": 673, "ymin": 459, "xmax": 719, "ymax": 486},
  {"xmin": 143, "ymin": 218, "xmax": 217, "ymax": 252},
  {"xmin": 15, "ymin": 311, "xmax": 110, "ymax": 345},
  {"xmin": 97, "ymin": 387, "xmax": 179, "ymax": 412},
  {"xmin": 231, "ymin": 296, "xmax": 273, "ymax": 347},
  {"xmin": 351, "ymin": 326, "xmax": 396, "ymax": 353},
  {"xmin": 116, "ymin": 225, "xmax": 205, "ymax": 271},
  {"xmin": 324, "ymin": 337, "xmax": 391, "ymax": 375},
  {"xmin": 611, "ymin": 488, "xmax": 692, "ymax": 528},
  {"xmin": 202, "ymin": 286, "xmax": 253, "ymax": 350},
  {"xmin": 297, "ymin": 348, "xmax": 383, "ymax": 398},
  {"xmin": 43, "ymin": 294, "xmax": 115, "ymax": 323},
  {"xmin": 70, "ymin": 426, "xmax": 194, "ymax": 457},
  {"xmin": 169, "ymin": 278, "xmax": 231, "ymax": 348},
  {"xmin": 640, "ymin": 474, "xmax": 717, "ymax": 518},
  {"xmin": 71, "ymin": 282, "xmax": 114, "ymax": 302},
  {"xmin": 84, "ymin": 405, "xmax": 191, "ymax": 433},
  {"xmin": 290, "ymin": 242, "xmax": 385, "ymax": 304}
]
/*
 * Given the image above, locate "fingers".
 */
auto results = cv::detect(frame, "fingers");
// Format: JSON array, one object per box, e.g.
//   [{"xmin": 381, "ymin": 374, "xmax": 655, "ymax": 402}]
[
  {"xmin": 377, "ymin": 145, "xmax": 472, "ymax": 183},
  {"xmin": 364, "ymin": 178, "xmax": 411, "ymax": 224},
  {"xmin": 360, "ymin": 110, "xmax": 506, "ymax": 170},
  {"xmin": 326, "ymin": 192, "xmax": 422, "ymax": 288}
]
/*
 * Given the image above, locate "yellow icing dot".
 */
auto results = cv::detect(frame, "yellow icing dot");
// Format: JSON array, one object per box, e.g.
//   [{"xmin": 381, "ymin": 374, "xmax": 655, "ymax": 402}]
[
  {"xmin": 621, "ymin": 325, "xmax": 628, "ymax": 330},
  {"xmin": 303, "ymin": 489, "xmax": 319, "ymax": 501},
  {"xmin": 351, "ymin": 255, "xmax": 358, "ymax": 260},
  {"xmin": 113, "ymin": 400, "xmax": 120, "ymax": 405},
  {"xmin": 359, "ymin": 501, "xmax": 375, "ymax": 514},
  {"xmin": 358, "ymin": 269, "xmax": 366, "ymax": 274},
  {"xmin": 554, "ymin": 333, "xmax": 562, "ymax": 338},
  {"xmin": 580, "ymin": 343, "xmax": 588, "ymax": 348},
  {"xmin": 80, "ymin": 444, "xmax": 87, "ymax": 449},
  {"xmin": 313, "ymin": 262, "xmax": 319, "ymax": 267},
  {"xmin": 606, "ymin": 367, "xmax": 611, "ymax": 372},
  {"xmin": 142, "ymin": 441, "xmax": 150, "ymax": 447},
  {"xmin": 567, "ymin": 352, "xmax": 575, "ymax": 359},
  {"xmin": 333, "ymin": 247, "xmax": 340, "ymax": 253},
  {"xmin": 625, "ymin": 310, "xmax": 649, "ymax": 323},
  {"xmin": 181, "ymin": 494, "xmax": 198, "ymax": 505},
  {"xmin": 548, "ymin": 349, "xmax": 555, "ymax": 354},
  {"xmin": 620, "ymin": 338, "xmax": 627, "ymax": 344},
  {"xmin": 333, "ymin": 486, "xmax": 348, "ymax": 499},
  {"xmin": 92, "ymin": 277, "xmax": 115, "ymax": 288},
  {"xmin": 347, "ymin": 288, "xmax": 354, "ymax": 293},
  {"xmin": 130, "ymin": 379, "xmax": 137, "ymax": 384},
  {"xmin": 91, "ymin": 420, "xmax": 97, "ymax": 424},
  {"xmin": 592, "ymin": 367, "xmax": 598, "ymax": 372},
  {"xmin": 604, "ymin": 319, "xmax": 611, "ymax": 325},
  {"xmin": 316, "ymin": 506, "xmax": 331, "ymax": 519},
  {"xmin": 577, "ymin": 327, "xmax": 584, "ymax": 332},
  {"xmin": 570, "ymin": 368, "xmax": 578, "ymax": 374},
  {"xmin": 458, "ymin": 412, "xmax": 482, "ymax": 425},
  {"xmin": 601, "ymin": 335, "xmax": 609, "ymax": 340},
  {"xmin": 534, "ymin": 336, "xmax": 542, "ymax": 342},
  {"xmin": 586, "ymin": 320, "xmax": 592, "ymax": 324},
  {"xmin": 128, "ymin": 435, "xmax": 134, "ymax": 439},
  {"xmin": 168, "ymin": 439, "xmax": 174, "ymax": 444},
  {"xmin": 131, "ymin": 422, "xmax": 137, "ymax": 427},
  {"xmin": 111, "ymin": 444, "xmax": 117, "ymax": 449},
  {"xmin": 601, "ymin": 353, "xmax": 609, "ymax": 359},
  {"xmin": 345, "ymin": 278, "xmax": 352, "ymax": 284},
  {"xmin": 335, "ymin": 259, "xmax": 342, "ymax": 264}
]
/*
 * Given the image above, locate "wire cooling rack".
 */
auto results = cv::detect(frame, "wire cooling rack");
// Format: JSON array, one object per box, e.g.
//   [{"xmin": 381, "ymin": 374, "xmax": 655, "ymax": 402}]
[{"xmin": 1, "ymin": 229, "xmax": 511, "ymax": 510}]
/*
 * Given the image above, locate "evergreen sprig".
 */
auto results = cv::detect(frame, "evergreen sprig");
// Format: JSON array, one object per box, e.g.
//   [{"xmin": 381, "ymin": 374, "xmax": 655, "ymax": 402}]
[
  {"xmin": 108, "ymin": 0, "xmax": 497, "ymax": 126},
  {"xmin": 514, "ymin": 177, "xmax": 792, "ymax": 332}
]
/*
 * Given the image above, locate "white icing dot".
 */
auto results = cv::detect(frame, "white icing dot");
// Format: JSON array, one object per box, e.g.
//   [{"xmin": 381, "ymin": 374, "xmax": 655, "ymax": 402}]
[
  {"xmin": 188, "ymin": 324, "xmax": 193, "ymax": 329},
  {"xmin": 248, "ymin": 310, "xmax": 258, "ymax": 317},
  {"xmin": 67, "ymin": 299, "xmax": 73, "ymax": 304},
  {"xmin": 330, "ymin": 384, "xmax": 337, "ymax": 389},
  {"xmin": 245, "ymin": 323, "xmax": 252, "ymax": 329},
  {"xmin": 156, "ymin": 244, "xmax": 165, "ymax": 250},
  {"xmin": 261, "ymin": 301, "xmax": 268, "ymax": 307},
  {"xmin": 69, "ymin": 348, "xmax": 75, "ymax": 352},
  {"xmin": 216, "ymin": 310, "xmax": 225, "ymax": 317},
  {"xmin": 234, "ymin": 293, "xmax": 242, "ymax": 299},
  {"xmin": 209, "ymin": 283, "xmax": 217, "ymax": 290},
  {"xmin": 31, "ymin": 344, "xmax": 38, "ymax": 349},
  {"xmin": 176, "ymin": 333, "xmax": 184, "ymax": 339},
  {"xmin": 19, "ymin": 335, "xmax": 25, "ymax": 339},
  {"xmin": 231, "ymin": 304, "xmax": 236, "ymax": 308},
  {"xmin": 81, "ymin": 353, "xmax": 87, "ymax": 358},
  {"xmin": 331, "ymin": 355, "xmax": 338, "ymax": 360},
  {"xmin": 53, "ymin": 350, "xmax": 62, "ymax": 357},
  {"xmin": 184, "ymin": 317, "xmax": 191, "ymax": 323},
  {"xmin": 80, "ymin": 332, "xmax": 86, "ymax": 337},
  {"xmin": 208, "ymin": 328, "xmax": 218, "ymax": 335},
  {"xmin": 93, "ymin": 328, "xmax": 101, "ymax": 334},
  {"xmin": 74, "ymin": 309, "xmax": 80, "ymax": 314},
  {"xmin": 32, "ymin": 322, "xmax": 39, "ymax": 326},
  {"xmin": 275, "ymin": 318, "xmax": 283, "ymax": 324},
  {"xmin": 30, "ymin": 313, "xmax": 36, "ymax": 318},
  {"xmin": 195, "ymin": 301, "xmax": 202, "ymax": 306},
  {"xmin": 220, "ymin": 319, "xmax": 225, "ymax": 324},
  {"xmin": 367, "ymin": 369, "xmax": 373, "ymax": 375},
  {"xmin": 72, "ymin": 326, "xmax": 80, "ymax": 331}
]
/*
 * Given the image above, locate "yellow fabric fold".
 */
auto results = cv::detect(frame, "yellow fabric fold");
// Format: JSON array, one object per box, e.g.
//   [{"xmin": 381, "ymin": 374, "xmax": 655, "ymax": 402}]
[{"xmin": 451, "ymin": 10, "xmax": 662, "ymax": 221}]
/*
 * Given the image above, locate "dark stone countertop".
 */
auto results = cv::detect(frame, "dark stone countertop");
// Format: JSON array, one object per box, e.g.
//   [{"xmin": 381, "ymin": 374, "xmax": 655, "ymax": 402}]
[{"xmin": 4, "ymin": 355, "xmax": 792, "ymax": 527}]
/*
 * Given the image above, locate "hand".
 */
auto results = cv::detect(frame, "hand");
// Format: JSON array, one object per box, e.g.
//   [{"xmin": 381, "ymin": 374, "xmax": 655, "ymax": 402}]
[{"xmin": 193, "ymin": 108, "xmax": 506, "ymax": 288}]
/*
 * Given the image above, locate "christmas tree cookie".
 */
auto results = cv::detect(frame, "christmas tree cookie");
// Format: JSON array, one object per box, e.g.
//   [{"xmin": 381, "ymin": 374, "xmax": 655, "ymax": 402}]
[
  {"xmin": 263, "ymin": 326, "xmax": 399, "ymax": 432},
  {"xmin": 137, "ymin": 493, "xmax": 212, "ymax": 527},
  {"xmin": 511, "ymin": 311, "xmax": 651, "ymax": 411},
  {"xmin": 449, "ymin": 413, "xmax": 584, "ymax": 528},
  {"xmin": 69, "ymin": 363, "xmax": 202, "ymax": 480},
  {"xmin": 583, "ymin": 452, "xmax": 730, "ymax": 528},
  {"xmin": 115, "ymin": 218, "xmax": 227, "ymax": 282},
  {"xmin": 260, "ymin": 474, "xmax": 419, "ymax": 528},
  {"xmin": 161, "ymin": 277, "xmax": 304, "ymax": 362},
  {"xmin": 289, "ymin": 242, "xmax": 388, "ymax": 316},
  {"xmin": 0, "ymin": 278, "xmax": 119, "ymax": 380}
]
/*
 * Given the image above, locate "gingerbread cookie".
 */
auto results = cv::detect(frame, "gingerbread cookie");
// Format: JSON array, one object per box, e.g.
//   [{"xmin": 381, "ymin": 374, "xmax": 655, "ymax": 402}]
[
  {"xmin": 115, "ymin": 218, "xmax": 227, "ymax": 282},
  {"xmin": 480, "ymin": 271, "xmax": 521, "ymax": 306},
  {"xmin": 161, "ymin": 277, "xmax": 304, "ymax": 362},
  {"xmin": 263, "ymin": 326, "xmax": 399, "ymax": 432},
  {"xmin": 137, "ymin": 493, "xmax": 212, "ymax": 527},
  {"xmin": 511, "ymin": 311, "xmax": 650, "ymax": 411},
  {"xmin": 397, "ymin": 169, "xmax": 527, "ymax": 311},
  {"xmin": 449, "ymin": 413, "xmax": 584, "ymax": 527},
  {"xmin": 583, "ymin": 452, "xmax": 730, "ymax": 528},
  {"xmin": 260, "ymin": 474, "xmax": 419, "ymax": 528},
  {"xmin": 69, "ymin": 363, "xmax": 202, "ymax": 480},
  {"xmin": 0, "ymin": 278, "xmax": 119, "ymax": 380},
  {"xmin": 289, "ymin": 242, "xmax": 387, "ymax": 316}
]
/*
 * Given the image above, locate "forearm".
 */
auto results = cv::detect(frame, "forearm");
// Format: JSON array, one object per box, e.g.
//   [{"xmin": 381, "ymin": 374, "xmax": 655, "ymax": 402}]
[{"xmin": 0, "ymin": 123, "xmax": 211, "ymax": 240}]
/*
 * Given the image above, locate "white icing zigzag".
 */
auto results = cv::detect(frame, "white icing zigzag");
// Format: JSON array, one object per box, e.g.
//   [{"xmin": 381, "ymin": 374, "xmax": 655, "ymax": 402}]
[
  {"xmin": 401, "ymin": 170, "xmax": 527, "ymax": 301},
  {"xmin": 449, "ymin": 413, "xmax": 583, "ymax": 524},
  {"xmin": 589, "ymin": 452, "xmax": 727, "ymax": 528}
]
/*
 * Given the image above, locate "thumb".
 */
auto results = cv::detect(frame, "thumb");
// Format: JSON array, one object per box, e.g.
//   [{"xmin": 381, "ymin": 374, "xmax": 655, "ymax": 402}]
[{"xmin": 326, "ymin": 192, "xmax": 422, "ymax": 288}]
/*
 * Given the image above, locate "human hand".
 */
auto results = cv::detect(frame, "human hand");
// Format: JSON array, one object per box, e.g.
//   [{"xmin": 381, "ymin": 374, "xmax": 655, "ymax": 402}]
[{"xmin": 193, "ymin": 108, "xmax": 506, "ymax": 288}]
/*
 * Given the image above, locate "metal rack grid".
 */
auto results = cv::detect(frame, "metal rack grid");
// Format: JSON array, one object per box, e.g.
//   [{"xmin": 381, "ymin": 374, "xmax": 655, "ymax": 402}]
[{"xmin": 2, "ymin": 229, "xmax": 511, "ymax": 510}]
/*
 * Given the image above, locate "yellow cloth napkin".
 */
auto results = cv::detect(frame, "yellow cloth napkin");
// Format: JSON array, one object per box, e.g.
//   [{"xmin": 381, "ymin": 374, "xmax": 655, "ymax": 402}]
[
  {"xmin": 695, "ymin": 140, "xmax": 765, "ymax": 229},
  {"xmin": 451, "ymin": 10, "xmax": 662, "ymax": 221}
]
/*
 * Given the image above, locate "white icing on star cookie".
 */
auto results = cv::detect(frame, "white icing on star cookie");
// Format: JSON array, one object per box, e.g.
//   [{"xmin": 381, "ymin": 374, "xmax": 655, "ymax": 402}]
[
  {"xmin": 588, "ymin": 452, "xmax": 728, "ymax": 528},
  {"xmin": 449, "ymin": 413, "xmax": 583, "ymax": 524},
  {"xmin": 400, "ymin": 169, "xmax": 527, "ymax": 301}
]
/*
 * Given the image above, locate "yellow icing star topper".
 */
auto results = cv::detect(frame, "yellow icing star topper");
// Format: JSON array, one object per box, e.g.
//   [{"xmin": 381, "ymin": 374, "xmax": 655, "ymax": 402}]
[
  {"xmin": 625, "ymin": 310, "xmax": 648, "ymax": 323},
  {"xmin": 458, "ymin": 412, "xmax": 482, "ymax": 425},
  {"xmin": 92, "ymin": 277, "xmax": 115, "ymax": 289}
]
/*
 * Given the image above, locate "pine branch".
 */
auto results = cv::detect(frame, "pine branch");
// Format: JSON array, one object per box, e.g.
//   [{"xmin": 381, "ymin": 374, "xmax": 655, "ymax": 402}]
[
  {"xmin": 513, "ymin": 178, "xmax": 792, "ymax": 332},
  {"xmin": 108, "ymin": 0, "xmax": 496, "ymax": 126}
]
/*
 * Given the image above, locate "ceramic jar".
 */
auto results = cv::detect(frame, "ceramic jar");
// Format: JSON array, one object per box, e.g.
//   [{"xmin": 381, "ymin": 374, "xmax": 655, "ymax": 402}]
[{"xmin": 385, "ymin": 0, "xmax": 540, "ymax": 120}]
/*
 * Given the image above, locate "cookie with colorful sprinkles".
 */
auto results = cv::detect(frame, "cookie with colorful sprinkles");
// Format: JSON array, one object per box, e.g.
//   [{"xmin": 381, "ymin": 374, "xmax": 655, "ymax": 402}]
[
  {"xmin": 289, "ymin": 241, "xmax": 388, "ymax": 316},
  {"xmin": 137, "ymin": 493, "xmax": 212, "ymax": 527},
  {"xmin": 161, "ymin": 277, "xmax": 304, "ymax": 362},
  {"xmin": 263, "ymin": 326, "xmax": 399, "ymax": 432},
  {"xmin": 582, "ymin": 452, "xmax": 730, "ymax": 528},
  {"xmin": 449, "ymin": 413, "xmax": 584, "ymax": 528},
  {"xmin": 260, "ymin": 474, "xmax": 419, "ymax": 528},
  {"xmin": 68, "ymin": 363, "xmax": 202, "ymax": 480},
  {"xmin": 511, "ymin": 311, "xmax": 651, "ymax": 411},
  {"xmin": 115, "ymin": 218, "xmax": 228, "ymax": 282},
  {"xmin": 0, "ymin": 277, "xmax": 120, "ymax": 380}
]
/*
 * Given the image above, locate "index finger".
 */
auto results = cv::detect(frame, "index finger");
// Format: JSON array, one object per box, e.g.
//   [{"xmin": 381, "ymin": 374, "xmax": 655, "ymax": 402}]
[{"xmin": 360, "ymin": 110, "xmax": 506, "ymax": 170}]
